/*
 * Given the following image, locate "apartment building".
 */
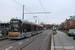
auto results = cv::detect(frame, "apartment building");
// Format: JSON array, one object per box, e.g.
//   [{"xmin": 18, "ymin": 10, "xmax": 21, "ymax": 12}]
[{"xmin": 61, "ymin": 16, "xmax": 75, "ymax": 28}]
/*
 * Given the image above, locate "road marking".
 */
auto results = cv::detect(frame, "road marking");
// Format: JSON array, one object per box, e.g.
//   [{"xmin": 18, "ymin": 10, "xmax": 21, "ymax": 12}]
[
  {"xmin": 5, "ymin": 46, "xmax": 13, "ymax": 50},
  {"xmin": 19, "ymin": 42, "xmax": 23, "ymax": 44},
  {"xmin": 26, "ymin": 39, "xmax": 29, "ymax": 41}
]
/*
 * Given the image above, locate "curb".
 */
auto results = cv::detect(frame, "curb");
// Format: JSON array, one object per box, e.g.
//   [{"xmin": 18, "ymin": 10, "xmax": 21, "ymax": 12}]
[
  {"xmin": 0, "ymin": 38, "xmax": 8, "ymax": 41},
  {"xmin": 51, "ymin": 32, "xmax": 54, "ymax": 50}
]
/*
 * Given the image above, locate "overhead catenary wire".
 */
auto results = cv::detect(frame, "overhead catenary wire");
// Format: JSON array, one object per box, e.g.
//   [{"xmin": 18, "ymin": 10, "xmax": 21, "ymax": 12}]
[
  {"xmin": 39, "ymin": 0, "xmax": 50, "ymax": 23},
  {"xmin": 13, "ymin": 0, "xmax": 22, "ymax": 7},
  {"xmin": 12, "ymin": 0, "xmax": 50, "ymax": 22},
  {"xmin": 12, "ymin": 0, "xmax": 31, "ymax": 12},
  {"xmin": 39, "ymin": 0, "xmax": 46, "ymax": 12}
]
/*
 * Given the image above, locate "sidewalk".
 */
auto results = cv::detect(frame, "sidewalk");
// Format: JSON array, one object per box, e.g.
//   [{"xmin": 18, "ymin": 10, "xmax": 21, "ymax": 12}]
[{"xmin": 54, "ymin": 30, "xmax": 75, "ymax": 50}]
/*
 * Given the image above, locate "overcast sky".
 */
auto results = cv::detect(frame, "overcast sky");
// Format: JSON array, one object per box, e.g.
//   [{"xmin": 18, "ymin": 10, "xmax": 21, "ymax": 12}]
[{"xmin": 0, "ymin": 0, "xmax": 75, "ymax": 24}]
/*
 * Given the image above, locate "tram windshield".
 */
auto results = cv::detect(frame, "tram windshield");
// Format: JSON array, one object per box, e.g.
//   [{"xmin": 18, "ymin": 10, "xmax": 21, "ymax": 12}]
[{"xmin": 9, "ymin": 23, "xmax": 20, "ymax": 32}]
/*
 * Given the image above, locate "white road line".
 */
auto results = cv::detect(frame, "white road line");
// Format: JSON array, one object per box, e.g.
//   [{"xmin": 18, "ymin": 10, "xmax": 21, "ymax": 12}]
[
  {"xmin": 19, "ymin": 42, "xmax": 23, "ymax": 44},
  {"xmin": 5, "ymin": 46, "xmax": 13, "ymax": 50},
  {"xmin": 26, "ymin": 39, "xmax": 29, "ymax": 41}
]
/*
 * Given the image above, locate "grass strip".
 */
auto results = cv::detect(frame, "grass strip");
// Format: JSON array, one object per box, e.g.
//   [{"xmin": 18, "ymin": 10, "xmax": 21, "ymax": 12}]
[
  {"xmin": 53, "ymin": 32, "xmax": 57, "ymax": 35},
  {"xmin": 58, "ymin": 30, "xmax": 68, "ymax": 35},
  {"xmin": 0, "ymin": 35, "xmax": 8, "ymax": 38}
]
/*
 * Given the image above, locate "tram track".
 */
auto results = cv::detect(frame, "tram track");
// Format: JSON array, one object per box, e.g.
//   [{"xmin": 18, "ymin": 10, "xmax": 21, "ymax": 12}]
[
  {"xmin": 0, "ymin": 38, "xmax": 28, "ymax": 47},
  {"xmin": 0, "ymin": 33, "xmax": 43, "ymax": 48},
  {"xmin": 6, "ymin": 31, "xmax": 45, "ymax": 50},
  {"xmin": 0, "ymin": 37, "xmax": 36, "ymax": 47},
  {"xmin": 0, "ymin": 30, "xmax": 49, "ymax": 50},
  {"xmin": 0, "ymin": 30, "xmax": 51, "ymax": 50},
  {"xmin": 0, "ymin": 32, "xmax": 42, "ymax": 47},
  {"xmin": 20, "ymin": 35, "xmax": 42, "ymax": 50},
  {"xmin": 0, "ymin": 40, "xmax": 18, "ymax": 47},
  {"xmin": 20, "ymin": 31, "xmax": 49, "ymax": 50},
  {"xmin": 37, "ymin": 33, "xmax": 50, "ymax": 50}
]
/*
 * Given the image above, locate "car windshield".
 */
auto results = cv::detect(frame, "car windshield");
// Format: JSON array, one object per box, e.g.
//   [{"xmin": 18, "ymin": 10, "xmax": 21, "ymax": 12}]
[
  {"xmin": 9, "ymin": 23, "xmax": 20, "ymax": 32},
  {"xmin": 69, "ymin": 29, "xmax": 75, "ymax": 32},
  {"xmin": 69, "ymin": 29, "xmax": 73, "ymax": 32}
]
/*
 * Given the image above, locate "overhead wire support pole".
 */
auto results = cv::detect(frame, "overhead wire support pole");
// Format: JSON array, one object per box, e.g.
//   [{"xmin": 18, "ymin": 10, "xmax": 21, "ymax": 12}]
[
  {"xmin": 38, "ymin": 18, "xmax": 39, "ymax": 24},
  {"xmin": 22, "ymin": 5, "xmax": 24, "ymax": 19}
]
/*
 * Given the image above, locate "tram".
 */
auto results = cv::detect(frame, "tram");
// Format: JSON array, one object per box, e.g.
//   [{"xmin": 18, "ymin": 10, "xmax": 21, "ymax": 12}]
[{"xmin": 8, "ymin": 19, "xmax": 43, "ymax": 39}]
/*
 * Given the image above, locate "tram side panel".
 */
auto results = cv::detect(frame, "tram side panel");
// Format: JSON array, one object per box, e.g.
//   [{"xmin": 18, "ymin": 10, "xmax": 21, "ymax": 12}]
[{"xmin": 22, "ymin": 23, "xmax": 32, "ymax": 37}]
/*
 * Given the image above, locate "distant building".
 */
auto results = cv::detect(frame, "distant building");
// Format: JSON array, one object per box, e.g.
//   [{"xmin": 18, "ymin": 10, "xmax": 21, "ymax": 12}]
[
  {"xmin": 61, "ymin": 16, "xmax": 75, "ymax": 28},
  {"xmin": 0, "ymin": 22, "xmax": 9, "ymax": 29}
]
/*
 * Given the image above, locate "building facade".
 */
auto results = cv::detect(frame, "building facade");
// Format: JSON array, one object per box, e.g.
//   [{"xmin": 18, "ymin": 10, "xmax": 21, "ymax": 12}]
[
  {"xmin": 61, "ymin": 16, "xmax": 75, "ymax": 29},
  {"xmin": 0, "ymin": 23, "xmax": 9, "ymax": 29}
]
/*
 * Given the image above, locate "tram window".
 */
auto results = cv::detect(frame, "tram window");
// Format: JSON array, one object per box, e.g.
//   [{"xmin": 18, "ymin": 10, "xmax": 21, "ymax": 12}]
[
  {"xmin": 23, "ymin": 24, "xmax": 31, "ymax": 32},
  {"xmin": 9, "ymin": 23, "xmax": 20, "ymax": 32},
  {"xmin": 22, "ymin": 24, "xmax": 32, "ymax": 32},
  {"xmin": 24, "ymin": 29, "xmax": 26, "ymax": 32},
  {"xmin": 33, "ymin": 25, "xmax": 35, "ymax": 31},
  {"xmin": 31, "ymin": 25, "xmax": 34, "ymax": 31},
  {"xmin": 34, "ymin": 25, "xmax": 36, "ymax": 31},
  {"xmin": 36, "ymin": 26, "xmax": 38, "ymax": 31},
  {"xmin": 39, "ymin": 27, "xmax": 40, "ymax": 30},
  {"xmin": 22, "ymin": 24, "xmax": 26, "ymax": 32},
  {"xmin": 28, "ymin": 24, "xmax": 31, "ymax": 32}
]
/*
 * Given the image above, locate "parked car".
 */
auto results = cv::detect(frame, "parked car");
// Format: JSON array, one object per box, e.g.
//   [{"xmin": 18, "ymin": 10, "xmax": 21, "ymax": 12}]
[
  {"xmin": 73, "ymin": 32, "xmax": 75, "ymax": 39},
  {"xmin": 2, "ymin": 28, "xmax": 9, "ymax": 35},
  {"xmin": 68, "ymin": 29, "xmax": 75, "ymax": 36}
]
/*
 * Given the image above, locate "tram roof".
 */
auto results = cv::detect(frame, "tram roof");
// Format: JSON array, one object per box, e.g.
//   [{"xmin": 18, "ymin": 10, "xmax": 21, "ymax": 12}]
[{"xmin": 11, "ymin": 19, "xmax": 43, "ymax": 27}]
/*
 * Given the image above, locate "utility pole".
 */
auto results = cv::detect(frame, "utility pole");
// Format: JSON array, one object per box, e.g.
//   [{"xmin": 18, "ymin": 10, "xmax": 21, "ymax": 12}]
[
  {"xmin": 38, "ymin": 18, "xmax": 39, "ymax": 24},
  {"xmin": 22, "ymin": 5, "xmax": 24, "ymax": 19},
  {"xmin": 0, "ymin": 21, "xmax": 1, "ymax": 29},
  {"xmin": 0, "ymin": 23, "xmax": 1, "ymax": 29}
]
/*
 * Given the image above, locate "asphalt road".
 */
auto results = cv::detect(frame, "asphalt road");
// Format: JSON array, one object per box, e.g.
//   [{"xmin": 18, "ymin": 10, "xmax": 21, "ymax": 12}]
[
  {"xmin": 54, "ymin": 30, "xmax": 75, "ymax": 50},
  {"xmin": 0, "ymin": 29, "xmax": 51, "ymax": 50}
]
